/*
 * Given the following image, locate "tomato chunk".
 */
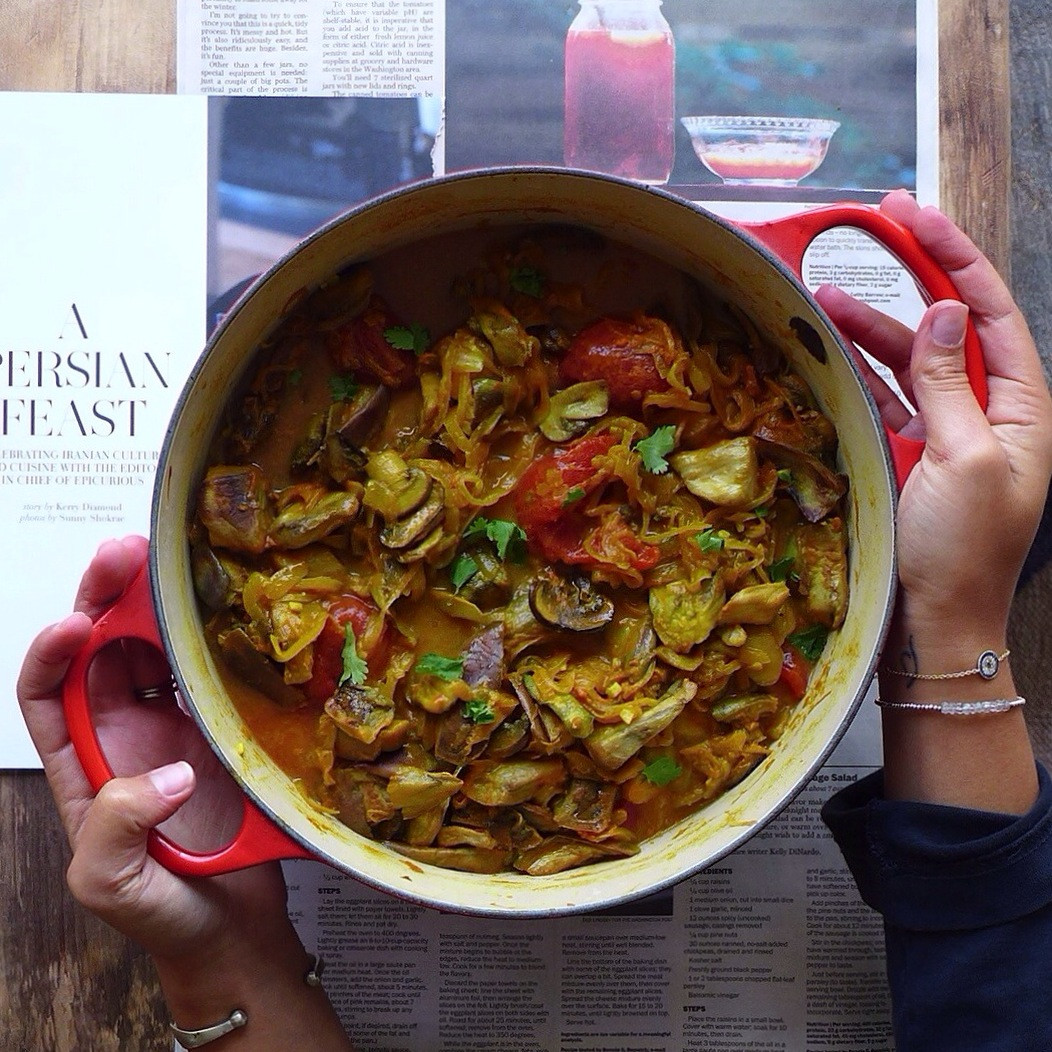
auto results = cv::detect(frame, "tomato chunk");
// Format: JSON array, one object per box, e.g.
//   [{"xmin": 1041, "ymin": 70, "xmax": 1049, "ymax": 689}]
[
  {"xmin": 305, "ymin": 595, "xmax": 391, "ymax": 702},
  {"xmin": 514, "ymin": 431, "xmax": 617, "ymax": 530},
  {"xmin": 327, "ymin": 299, "xmax": 415, "ymax": 387},
  {"xmin": 559, "ymin": 316, "xmax": 676, "ymax": 409},
  {"xmin": 778, "ymin": 645, "xmax": 809, "ymax": 701}
]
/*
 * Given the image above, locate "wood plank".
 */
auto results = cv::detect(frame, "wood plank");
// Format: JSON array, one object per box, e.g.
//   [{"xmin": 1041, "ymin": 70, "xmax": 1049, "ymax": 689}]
[
  {"xmin": 0, "ymin": 0, "xmax": 174, "ymax": 93},
  {"xmin": 939, "ymin": 0, "xmax": 1011, "ymax": 273}
]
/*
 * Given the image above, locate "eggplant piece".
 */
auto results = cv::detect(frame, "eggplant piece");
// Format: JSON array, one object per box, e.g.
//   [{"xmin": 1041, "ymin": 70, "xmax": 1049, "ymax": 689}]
[
  {"xmin": 584, "ymin": 679, "xmax": 697, "ymax": 770},
  {"xmin": 670, "ymin": 437, "xmax": 760, "ymax": 508},
  {"xmin": 512, "ymin": 833, "xmax": 638, "ymax": 876},
  {"xmin": 191, "ymin": 540, "xmax": 233, "ymax": 611},
  {"xmin": 795, "ymin": 518, "xmax": 848, "ymax": 628},
  {"xmin": 386, "ymin": 842, "xmax": 512, "ymax": 874},
  {"xmin": 756, "ymin": 438, "xmax": 846, "ymax": 522},
  {"xmin": 484, "ymin": 711, "xmax": 531, "ymax": 759},
  {"xmin": 434, "ymin": 690, "xmax": 517, "ymax": 766},
  {"xmin": 385, "ymin": 767, "xmax": 463, "ymax": 820},
  {"xmin": 324, "ymin": 684, "xmax": 394, "ymax": 745},
  {"xmin": 461, "ymin": 624, "xmax": 506, "ymax": 689},
  {"xmin": 540, "ymin": 381, "xmax": 610, "ymax": 442},
  {"xmin": 461, "ymin": 759, "xmax": 566, "ymax": 807},
  {"xmin": 552, "ymin": 778, "xmax": 618, "ymax": 834},
  {"xmin": 197, "ymin": 465, "xmax": 272, "ymax": 554},
  {"xmin": 710, "ymin": 692, "xmax": 780, "ymax": 725},
  {"xmin": 649, "ymin": 575, "xmax": 725, "ymax": 652},
  {"xmin": 718, "ymin": 582, "xmax": 790, "ymax": 626},
  {"xmin": 217, "ymin": 626, "xmax": 302, "ymax": 708},
  {"xmin": 332, "ymin": 768, "xmax": 398, "ymax": 837},
  {"xmin": 328, "ymin": 384, "xmax": 390, "ymax": 449},
  {"xmin": 268, "ymin": 489, "xmax": 361, "ymax": 549},
  {"xmin": 529, "ymin": 568, "xmax": 614, "ymax": 633}
]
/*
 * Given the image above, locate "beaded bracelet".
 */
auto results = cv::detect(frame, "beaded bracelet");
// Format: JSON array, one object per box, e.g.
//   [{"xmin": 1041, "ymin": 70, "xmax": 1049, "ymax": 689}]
[{"xmin": 875, "ymin": 696, "xmax": 1025, "ymax": 716}]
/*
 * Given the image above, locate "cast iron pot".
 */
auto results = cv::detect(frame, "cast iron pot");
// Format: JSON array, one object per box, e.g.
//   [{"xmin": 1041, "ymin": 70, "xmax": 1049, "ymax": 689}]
[{"xmin": 64, "ymin": 169, "xmax": 984, "ymax": 917}]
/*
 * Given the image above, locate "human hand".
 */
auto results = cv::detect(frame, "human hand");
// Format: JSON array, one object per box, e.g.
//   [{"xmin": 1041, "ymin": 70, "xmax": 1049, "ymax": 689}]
[
  {"xmin": 815, "ymin": 190, "xmax": 1052, "ymax": 659},
  {"xmin": 16, "ymin": 535, "xmax": 290, "ymax": 962}
]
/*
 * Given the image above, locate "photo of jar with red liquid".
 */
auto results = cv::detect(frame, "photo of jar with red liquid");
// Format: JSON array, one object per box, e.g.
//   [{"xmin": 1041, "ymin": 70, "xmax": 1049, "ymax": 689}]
[{"xmin": 564, "ymin": 0, "xmax": 675, "ymax": 185}]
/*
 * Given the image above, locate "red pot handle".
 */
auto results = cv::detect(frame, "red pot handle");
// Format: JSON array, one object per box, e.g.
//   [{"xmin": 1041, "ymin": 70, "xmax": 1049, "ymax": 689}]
[
  {"xmin": 739, "ymin": 203, "xmax": 988, "ymax": 486},
  {"xmin": 62, "ymin": 565, "xmax": 314, "ymax": 876}
]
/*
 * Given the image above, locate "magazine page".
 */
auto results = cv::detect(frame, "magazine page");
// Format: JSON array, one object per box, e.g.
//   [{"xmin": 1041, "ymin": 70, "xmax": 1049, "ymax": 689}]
[
  {"xmin": 172, "ymin": 2, "xmax": 934, "ymax": 1049},
  {"xmin": 0, "ymin": 92, "xmax": 209, "ymax": 768}
]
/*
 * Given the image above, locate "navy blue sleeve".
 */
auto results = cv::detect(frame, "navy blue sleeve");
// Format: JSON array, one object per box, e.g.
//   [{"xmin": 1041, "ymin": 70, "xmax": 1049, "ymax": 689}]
[{"xmin": 821, "ymin": 763, "xmax": 1052, "ymax": 1051}]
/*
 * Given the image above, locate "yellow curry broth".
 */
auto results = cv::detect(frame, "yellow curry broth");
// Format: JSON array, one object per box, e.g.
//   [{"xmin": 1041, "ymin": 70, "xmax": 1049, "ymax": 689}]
[{"xmin": 191, "ymin": 227, "xmax": 847, "ymax": 876}]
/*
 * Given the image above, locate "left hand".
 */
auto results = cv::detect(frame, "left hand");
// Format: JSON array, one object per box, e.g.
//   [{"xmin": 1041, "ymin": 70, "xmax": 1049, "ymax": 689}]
[{"xmin": 16, "ymin": 535, "xmax": 290, "ymax": 962}]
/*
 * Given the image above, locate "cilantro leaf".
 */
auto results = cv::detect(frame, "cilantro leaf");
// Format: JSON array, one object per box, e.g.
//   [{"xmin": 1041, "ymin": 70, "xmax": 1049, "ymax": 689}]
[
  {"xmin": 509, "ymin": 265, "xmax": 544, "ymax": 298},
  {"xmin": 414, "ymin": 652, "xmax": 465, "ymax": 681},
  {"xmin": 463, "ymin": 516, "xmax": 527, "ymax": 562},
  {"xmin": 384, "ymin": 323, "xmax": 430, "ymax": 354},
  {"xmin": 694, "ymin": 528, "xmax": 725, "ymax": 553},
  {"xmin": 463, "ymin": 697, "xmax": 495, "ymax": 724},
  {"xmin": 777, "ymin": 468, "xmax": 793, "ymax": 483},
  {"xmin": 339, "ymin": 624, "xmax": 368, "ymax": 686},
  {"xmin": 329, "ymin": 373, "xmax": 359, "ymax": 402},
  {"xmin": 288, "ymin": 367, "xmax": 303, "ymax": 387},
  {"xmin": 641, "ymin": 755, "xmax": 682, "ymax": 786},
  {"xmin": 562, "ymin": 486, "xmax": 586, "ymax": 507},
  {"xmin": 787, "ymin": 624, "xmax": 830, "ymax": 661},
  {"xmin": 634, "ymin": 425, "xmax": 676, "ymax": 474},
  {"xmin": 449, "ymin": 552, "xmax": 479, "ymax": 592},
  {"xmin": 769, "ymin": 555, "xmax": 797, "ymax": 583}
]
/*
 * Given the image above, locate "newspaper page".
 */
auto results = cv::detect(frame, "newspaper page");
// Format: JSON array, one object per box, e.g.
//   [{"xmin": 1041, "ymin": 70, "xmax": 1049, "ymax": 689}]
[
  {"xmin": 0, "ymin": 92, "xmax": 209, "ymax": 768},
  {"xmin": 169, "ymin": 1, "xmax": 933, "ymax": 1049}
]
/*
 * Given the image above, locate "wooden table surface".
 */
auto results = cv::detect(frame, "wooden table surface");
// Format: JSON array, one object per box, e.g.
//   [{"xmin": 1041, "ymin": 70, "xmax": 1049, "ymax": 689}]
[{"xmin": 0, "ymin": 1, "xmax": 1014, "ymax": 1048}]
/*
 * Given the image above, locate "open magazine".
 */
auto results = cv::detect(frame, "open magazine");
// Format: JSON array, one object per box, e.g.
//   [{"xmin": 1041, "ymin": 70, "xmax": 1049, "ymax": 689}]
[{"xmin": 2, "ymin": 2, "xmax": 938, "ymax": 1048}]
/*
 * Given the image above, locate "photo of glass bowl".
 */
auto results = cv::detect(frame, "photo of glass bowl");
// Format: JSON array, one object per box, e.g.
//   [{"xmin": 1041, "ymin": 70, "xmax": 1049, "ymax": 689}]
[{"xmin": 680, "ymin": 116, "xmax": 841, "ymax": 187}]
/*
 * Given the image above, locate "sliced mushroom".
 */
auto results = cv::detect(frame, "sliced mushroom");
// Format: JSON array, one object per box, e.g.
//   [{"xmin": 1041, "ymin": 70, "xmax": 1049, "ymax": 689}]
[
  {"xmin": 540, "ymin": 381, "xmax": 610, "ymax": 442},
  {"xmin": 381, "ymin": 484, "xmax": 445, "ymax": 550},
  {"xmin": 469, "ymin": 297, "xmax": 534, "ymax": 367},
  {"xmin": 191, "ymin": 540, "xmax": 233, "ymax": 611},
  {"xmin": 584, "ymin": 679, "xmax": 698, "ymax": 770},
  {"xmin": 268, "ymin": 488, "xmax": 361, "ymax": 549},
  {"xmin": 364, "ymin": 450, "xmax": 433, "ymax": 521},
  {"xmin": 529, "ymin": 568, "xmax": 614, "ymax": 632}
]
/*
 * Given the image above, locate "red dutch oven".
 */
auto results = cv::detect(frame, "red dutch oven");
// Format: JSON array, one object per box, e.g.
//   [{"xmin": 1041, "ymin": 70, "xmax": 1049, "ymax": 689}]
[{"xmin": 62, "ymin": 169, "xmax": 984, "ymax": 916}]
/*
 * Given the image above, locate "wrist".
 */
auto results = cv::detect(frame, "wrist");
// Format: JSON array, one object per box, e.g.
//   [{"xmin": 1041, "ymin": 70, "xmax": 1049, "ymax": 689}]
[{"xmin": 154, "ymin": 914, "xmax": 310, "ymax": 1035}]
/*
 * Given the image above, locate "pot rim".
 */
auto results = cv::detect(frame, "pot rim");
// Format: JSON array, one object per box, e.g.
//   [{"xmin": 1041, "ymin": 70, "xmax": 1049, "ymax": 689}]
[{"xmin": 148, "ymin": 166, "xmax": 897, "ymax": 915}]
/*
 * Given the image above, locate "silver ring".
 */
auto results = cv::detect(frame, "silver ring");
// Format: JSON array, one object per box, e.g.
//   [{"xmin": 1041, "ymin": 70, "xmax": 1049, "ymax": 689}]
[{"xmin": 133, "ymin": 681, "xmax": 176, "ymax": 702}]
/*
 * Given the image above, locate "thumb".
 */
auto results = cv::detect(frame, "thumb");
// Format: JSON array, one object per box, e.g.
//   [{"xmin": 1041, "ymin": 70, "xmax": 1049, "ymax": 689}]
[
  {"xmin": 66, "ymin": 761, "xmax": 195, "ymax": 915},
  {"xmin": 903, "ymin": 300, "xmax": 985, "ymax": 448}
]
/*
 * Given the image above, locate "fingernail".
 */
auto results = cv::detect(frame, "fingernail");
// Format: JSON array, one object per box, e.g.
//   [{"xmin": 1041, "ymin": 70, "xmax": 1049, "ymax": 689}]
[
  {"xmin": 148, "ymin": 761, "xmax": 193, "ymax": 798},
  {"xmin": 930, "ymin": 302, "xmax": 968, "ymax": 348}
]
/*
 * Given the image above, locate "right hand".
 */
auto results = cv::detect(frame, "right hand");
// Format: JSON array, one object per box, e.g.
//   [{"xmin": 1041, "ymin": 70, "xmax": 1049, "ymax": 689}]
[
  {"xmin": 16, "ymin": 535, "xmax": 290, "ymax": 964},
  {"xmin": 816, "ymin": 191, "xmax": 1052, "ymax": 655}
]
